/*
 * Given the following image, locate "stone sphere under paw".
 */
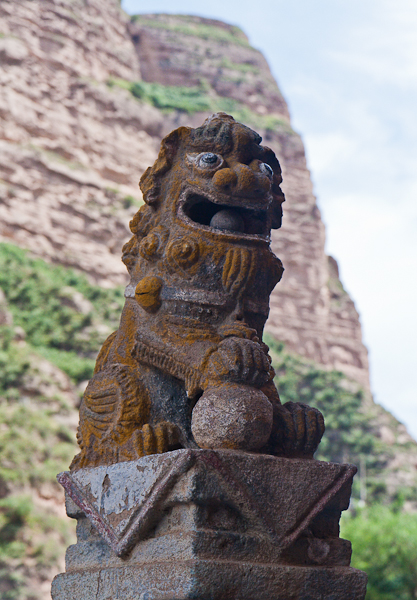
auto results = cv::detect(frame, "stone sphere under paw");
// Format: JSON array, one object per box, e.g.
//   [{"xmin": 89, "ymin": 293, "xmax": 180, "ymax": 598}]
[{"xmin": 191, "ymin": 384, "xmax": 273, "ymax": 451}]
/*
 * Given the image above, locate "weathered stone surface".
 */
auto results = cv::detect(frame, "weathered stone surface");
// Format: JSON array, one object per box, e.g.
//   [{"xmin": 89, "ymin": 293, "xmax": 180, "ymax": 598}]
[
  {"xmin": 52, "ymin": 450, "xmax": 367, "ymax": 600},
  {"xmin": 70, "ymin": 113, "xmax": 325, "ymax": 470},
  {"xmin": 50, "ymin": 111, "xmax": 366, "ymax": 599},
  {"xmin": 61, "ymin": 450, "xmax": 357, "ymax": 555},
  {"xmin": 191, "ymin": 384, "xmax": 273, "ymax": 450},
  {"xmin": 53, "ymin": 563, "xmax": 367, "ymax": 600}
]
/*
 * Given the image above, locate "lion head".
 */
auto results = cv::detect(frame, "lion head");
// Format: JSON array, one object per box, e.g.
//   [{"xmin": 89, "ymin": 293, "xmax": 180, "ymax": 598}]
[{"xmin": 123, "ymin": 113, "xmax": 285, "ymax": 274}]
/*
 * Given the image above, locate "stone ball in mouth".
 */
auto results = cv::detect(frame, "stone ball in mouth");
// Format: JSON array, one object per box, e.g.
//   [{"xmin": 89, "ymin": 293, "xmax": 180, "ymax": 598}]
[{"xmin": 209, "ymin": 208, "xmax": 245, "ymax": 233}]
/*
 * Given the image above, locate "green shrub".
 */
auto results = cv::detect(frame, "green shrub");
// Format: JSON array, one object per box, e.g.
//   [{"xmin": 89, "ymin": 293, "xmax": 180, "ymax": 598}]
[
  {"xmin": 0, "ymin": 326, "xmax": 30, "ymax": 395},
  {"xmin": 0, "ymin": 493, "xmax": 75, "ymax": 599},
  {"xmin": 341, "ymin": 505, "xmax": 417, "ymax": 599},
  {"xmin": 0, "ymin": 392, "xmax": 77, "ymax": 597},
  {"xmin": 35, "ymin": 347, "xmax": 95, "ymax": 383},
  {"xmin": 130, "ymin": 81, "xmax": 212, "ymax": 113},
  {"xmin": 0, "ymin": 495, "xmax": 32, "ymax": 554},
  {"xmin": 0, "ymin": 398, "xmax": 76, "ymax": 488}
]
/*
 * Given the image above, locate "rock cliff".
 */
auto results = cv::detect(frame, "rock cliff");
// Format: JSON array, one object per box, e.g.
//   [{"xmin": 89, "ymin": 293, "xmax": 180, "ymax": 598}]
[{"xmin": 1, "ymin": 2, "xmax": 417, "ymax": 598}]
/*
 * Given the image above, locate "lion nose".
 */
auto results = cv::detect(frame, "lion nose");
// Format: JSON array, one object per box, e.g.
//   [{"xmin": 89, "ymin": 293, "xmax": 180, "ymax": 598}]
[
  {"xmin": 211, "ymin": 168, "xmax": 238, "ymax": 194},
  {"xmin": 212, "ymin": 164, "xmax": 269, "ymax": 197}
]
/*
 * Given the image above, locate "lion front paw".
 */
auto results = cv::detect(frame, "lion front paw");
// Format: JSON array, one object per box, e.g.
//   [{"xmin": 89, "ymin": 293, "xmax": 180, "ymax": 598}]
[
  {"xmin": 274, "ymin": 401, "xmax": 325, "ymax": 458},
  {"xmin": 205, "ymin": 337, "xmax": 271, "ymax": 387}
]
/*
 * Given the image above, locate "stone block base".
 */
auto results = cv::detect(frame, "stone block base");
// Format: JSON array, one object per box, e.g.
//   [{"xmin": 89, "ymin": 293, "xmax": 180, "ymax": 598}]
[
  {"xmin": 52, "ymin": 450, "xmax": 367, "ymax": 600},
  {"xmin": 52, "ymin": 561, "xmax": 367, "ymax": 600}
]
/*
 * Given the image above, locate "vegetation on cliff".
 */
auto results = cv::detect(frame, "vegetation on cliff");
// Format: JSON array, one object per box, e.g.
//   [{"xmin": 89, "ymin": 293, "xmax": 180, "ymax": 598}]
[
  {"xmin": 0, "ymin": 322, "xmax": 77, "ymax": 598},
  {"xmin": 130, "ymin": 14, "xmax": 250, "ymax": 47},
  {"xmin": 107, "ymin": 77, "xmax": 291, "ymax": 132},
  {"xmin": 0, "ymin": 243, "xmax": 124, "ymax": 382},
  {"xmin": 342, "ymin": 506, "xmax": 417, "ymax": 600}
]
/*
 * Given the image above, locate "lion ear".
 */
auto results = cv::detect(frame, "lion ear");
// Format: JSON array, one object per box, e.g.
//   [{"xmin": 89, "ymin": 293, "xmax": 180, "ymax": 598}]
[
  {"xmin": 139, "ymin": 166, "xmax": 154, "ymax": 204},
  {"xmin": 139, "ymin": 126, "xmax": 190, "ymax": 206},
  {"xmin": 161, "ymin": 127, "xmax": 188, "ymax": 161}
]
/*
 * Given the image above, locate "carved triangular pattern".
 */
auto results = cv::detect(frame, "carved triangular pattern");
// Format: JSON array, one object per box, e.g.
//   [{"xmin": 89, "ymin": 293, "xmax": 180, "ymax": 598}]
[{"xmin": 58, "ymin": 451, "xmax": 356, "ymax": 557}]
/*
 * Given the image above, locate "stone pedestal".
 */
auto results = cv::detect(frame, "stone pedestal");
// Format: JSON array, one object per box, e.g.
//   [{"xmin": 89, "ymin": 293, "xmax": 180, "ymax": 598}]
[{"xmin": 52, "ymin": 449, "xmax": 367, "ymax": 600}]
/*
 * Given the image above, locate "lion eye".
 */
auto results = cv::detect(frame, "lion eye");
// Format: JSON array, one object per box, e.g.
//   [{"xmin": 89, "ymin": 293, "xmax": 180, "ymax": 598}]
[
  {"xmin": 260, "ymin": 162, "xmax": 273, "ymax": 178},
  {"xmin": 197, "ymin": 152, "xmax": 222, "ymax": 168}
]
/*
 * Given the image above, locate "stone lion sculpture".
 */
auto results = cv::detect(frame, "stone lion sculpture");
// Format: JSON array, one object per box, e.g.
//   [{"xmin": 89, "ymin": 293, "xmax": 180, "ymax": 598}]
[{"xmin": 71, "ymin": 113, "xmax": 324, "ymax": 470}]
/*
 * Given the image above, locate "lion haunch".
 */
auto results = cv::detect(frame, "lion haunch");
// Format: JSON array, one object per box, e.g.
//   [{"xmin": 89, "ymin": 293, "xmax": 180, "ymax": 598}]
[{"xmin": 71, "ymin": 113, "xmax": 324, "ymax": 470}]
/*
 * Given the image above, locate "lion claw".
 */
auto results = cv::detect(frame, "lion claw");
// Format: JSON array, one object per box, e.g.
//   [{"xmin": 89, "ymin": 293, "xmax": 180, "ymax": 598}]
[{"xmin": 275, "ymin": 401, "xmax": 325, "ymax": 458}]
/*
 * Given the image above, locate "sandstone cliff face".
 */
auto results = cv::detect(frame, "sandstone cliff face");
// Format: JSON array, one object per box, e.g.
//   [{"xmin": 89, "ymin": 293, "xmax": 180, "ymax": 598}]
[
  {"xmin": 129, "ymin": 13, "xmax": 290, "ymax": 119},
  {"xmin": 0, "ymin": 3, "xmax": 369, "ymax": 390},
  {"xmin": 1, "ymin": 3, "xmax": 417, "ymax": 597},
  {"xmin": 0, "ymin": 0, "xmax": 157, "ymax": 283}
]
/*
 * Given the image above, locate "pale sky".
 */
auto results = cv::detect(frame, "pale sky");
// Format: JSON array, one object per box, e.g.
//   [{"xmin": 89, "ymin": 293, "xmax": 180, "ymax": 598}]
[{"xmin": 122, "ymin": 0, "xmax": 417, "ymax": 439}]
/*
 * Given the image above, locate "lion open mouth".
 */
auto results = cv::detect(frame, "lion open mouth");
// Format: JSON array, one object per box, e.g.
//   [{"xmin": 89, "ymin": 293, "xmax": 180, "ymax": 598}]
[{"xmin": 180, "ymin": 192, "xmax": 269, "ymax": 238}]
